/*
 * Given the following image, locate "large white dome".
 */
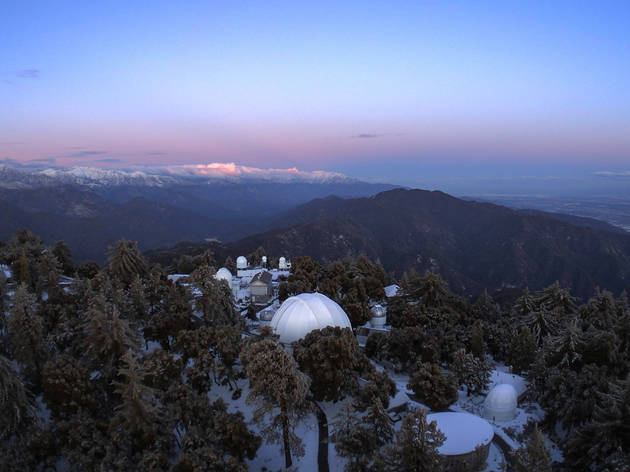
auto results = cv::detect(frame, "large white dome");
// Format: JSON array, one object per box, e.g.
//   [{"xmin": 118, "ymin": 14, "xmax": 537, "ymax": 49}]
[
  {"xmin": 483, "ymin": 383, "xmax": 518, "ymax": 422},
  {"xmin": 236, "ymin": 256, "xmax": 248, "ymax": 269},
  {"xmin": 270, "ymin": 293, "xmax": 352, "ymax": 344},
  {"xmin": 214, "ymin": 267, "xmax": 232, "ymax": 289}
]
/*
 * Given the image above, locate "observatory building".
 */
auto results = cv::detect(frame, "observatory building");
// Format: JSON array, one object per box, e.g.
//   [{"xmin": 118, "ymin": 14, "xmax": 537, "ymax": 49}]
[
  {"xmin": 250, "ymin": 270, "xmax": 273, "ymax": 305},
  {"xmin": 270, "ymin": 293, "xmax": 352, "ymax": 344},
  {"xmin": 483, "ymin": 383, "xmax": 518, "ymax": 422},
  {"xmin": 236, "ymin": 256, "xmax": 248, "ymax": 276},
  {"xmin": 214, "ymin": 267, "xmax": 233, "ymax": 290},
  {"xmin": 427, "ymin": 412, "xmax": 494, "ymax": 471}
]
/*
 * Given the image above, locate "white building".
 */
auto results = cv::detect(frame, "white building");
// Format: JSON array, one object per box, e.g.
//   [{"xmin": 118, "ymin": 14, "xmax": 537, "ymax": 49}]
[
  {"xmin": 483, "ymin": 383, "xmax": 518, "ymax": 422},
  {"xmin": 214, "ymin": 267, "xmax": 233, "ymax": 290},
  {"xmin": 427, "ymin": 412, "xmax": 494, "ymax": 470},
  {"xmin": 270, "ymin": 293, "xmax": 351, "ymax": 344}
]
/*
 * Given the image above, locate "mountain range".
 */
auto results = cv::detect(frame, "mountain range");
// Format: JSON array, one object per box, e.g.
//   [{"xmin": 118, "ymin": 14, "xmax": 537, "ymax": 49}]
[
  {"xmin": 0, "ymin": 164, "xmax": 396, "ymax": 261},
  {"xmin": 224, "ymin": 189, "xmax": 630, "ymax": 299}
]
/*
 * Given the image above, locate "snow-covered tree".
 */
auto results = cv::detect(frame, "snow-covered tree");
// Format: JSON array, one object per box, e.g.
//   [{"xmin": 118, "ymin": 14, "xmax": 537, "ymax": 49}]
[
  {"xmin": 293, "ymin": 326, "xmax": 372, "ymax": 402},
  {"xmin": 378, "ymin": 408, "xmax": 445, "ymax": 471},
  {"xmin": 241, "ymin": 337, "xmax": 311, "ymax": 468},
  {"xmin": 451, "ymin": 348, "xmax": 491, "ymax": 396},
  {"xmin": 513, "ymin": 426, "xmax": 552, "ymax": 472},
  {"xmin": 107, "ymin": 239, "xmax": 148, "ymax": 286},
  {"xmin": 407, "ymin": 362, "xmax": 458, "ymax": 410}
]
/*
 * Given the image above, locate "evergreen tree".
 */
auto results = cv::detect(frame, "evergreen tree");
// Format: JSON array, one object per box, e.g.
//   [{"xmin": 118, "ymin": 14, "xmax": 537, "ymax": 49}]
[
  {"xmin": 108, "ymin": 239, "xmax": 148, "ymax": 286},
  {"xmin": 82, "ymin": 297, "xmax": 139, "ymax": 380},
  {"xmin": 293, "ymin": 326, "xmax": 372, "ymax": 402},
  {"xmin": 241, "ymin": 338, "xmax": 311, "ymax": 468},
  {"xmin": 506, "ymin": 325, "xmax": 538, "ymax": 374},
  {"xmin": 110, "ymin": 351, "xmax": 163, "ymax": 454},
  {"xmin": 451, "ymin": 348, "xmax": 491, "ymax": 396},
  {"xmin": 0, "ymin": 354, "xmax": 36, "ymax": 440},
  {"xmin": 407, "ymin": 362, "xmax": 459, "ymax": 410},
  {"xmin": 378, "ymin": 408, "xmax": 445, "ymax": 471},
  {"xmin": 52, "ymin": 240, "xmax": 74, "ymax": 276},
  {"xmin": 513, "ymin": 426, "xmax": 552, "ymax": 472},
  {"xmin": 8, "ymin": 284, "xmax": 48, "ymax": 388}
]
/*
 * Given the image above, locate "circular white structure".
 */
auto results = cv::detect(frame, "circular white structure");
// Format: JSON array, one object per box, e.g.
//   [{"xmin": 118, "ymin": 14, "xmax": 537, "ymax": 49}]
[
  {"xmin": 483, "ymin": 384, "xmax": 518, "ymax": 422},
  {"xmin": 261, "ymin": 256, "xmax": 267, "ymax": 265},
  {"xmin": 427, "ymin": 412, "xmax": 494, "ymax": 456},
  {"xmin": 270, "ymin": 293, "xmax": 352, "ymax": 344},
  {"xmin": 370, "ymin": 304, "xmax": 387, "ymax": 327},
  {"xmin": 214, "ymin": 267, "xmax": 232, "ymax": 290},
  {"xmin": 279, "ymin": 256, "xmax": 287, "ymax": 269},
  {"xmin": 236, "ymin": 256, "xmax": 248, "ymax": 269}
]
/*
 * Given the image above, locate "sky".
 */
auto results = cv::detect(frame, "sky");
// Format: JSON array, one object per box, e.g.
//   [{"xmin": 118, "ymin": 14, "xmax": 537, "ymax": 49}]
[{"xmin": 2, "ymin": 1, "xmax": 630, "ymax": 194}]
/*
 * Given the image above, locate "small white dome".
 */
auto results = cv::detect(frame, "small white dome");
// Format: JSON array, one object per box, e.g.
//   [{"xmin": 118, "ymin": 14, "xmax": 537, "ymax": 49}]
[
  {"xmin": 214, "ymin": 267, "xmax": 232, "ymax": 290},
  {"xmin": 236, "ymin": 256, "xmax": 248, "ymax": 269},
  {"xmin": 483, "ymin": 384, "xmax": 518, "ymax": 422},
  {"xmin": 262, "ymin": 256, "xmax": 267, "ymax": 264},
  {"xmin": 270, "ymin": 293, "xmax": 352, "ymax": 344},
  {"xmin": 370, "ymin": 304, "xmax": 387, "ymax": 327},
  {"xmin": 279, "ymin": 256, "xmax": 288, "ymax": 269}
]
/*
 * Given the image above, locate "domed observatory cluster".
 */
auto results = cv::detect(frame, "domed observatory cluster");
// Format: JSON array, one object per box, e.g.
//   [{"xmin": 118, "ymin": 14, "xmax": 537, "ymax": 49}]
[
  {"xmin": 483, "ymin": 383, "xmax": 518, "ymax": 422},
  {"xmin": 270, "ymin": 293, "xmax": 352, "ymax": 344}
]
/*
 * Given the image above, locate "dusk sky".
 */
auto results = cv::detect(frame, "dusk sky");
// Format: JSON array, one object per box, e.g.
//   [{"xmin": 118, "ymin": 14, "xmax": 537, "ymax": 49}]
[{"xmin": 2, "ymin": 1, "xmax": 630, "ymax": 193}]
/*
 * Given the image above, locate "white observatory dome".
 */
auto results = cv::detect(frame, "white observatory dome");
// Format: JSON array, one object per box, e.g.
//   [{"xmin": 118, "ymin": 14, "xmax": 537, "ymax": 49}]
[
  {"xmin": 370, "ymin": 304, "xmax": 387, "ymax": 327},
  {"xmin": 483, "ymin": 384, "xmax": 518, "ymax": 422},
  {"xmin": 270, "ymin": 293, "xmax": 352, "ymax": 344},
  {"xmin": 236, "ymin": 256, "xmax": 248, "ymax": 269},
  {"xmin": 262, "ymin": 256, "xmax": 267, "ymax": 265},
  {"xmin": 279, "ymin": 256, "xmax": 287, "ymax": 269},
  {"xmin": 214, "ymin": 267, "xmax": 232, "ymax": 290}
]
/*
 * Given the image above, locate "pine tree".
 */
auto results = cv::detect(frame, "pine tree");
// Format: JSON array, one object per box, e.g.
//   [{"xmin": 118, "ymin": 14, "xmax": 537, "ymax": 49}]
[
  {"xmin": 0, "ymin": 354, "xmax": 36, "ymax": 440},
  {"xmin": 451, "ymin": 348, "xmax": 491, "ymax": 396},
  {"xmin": 407, "ymin": 362, "xmax": 459, "ymax": 410},
  {"xmin": 241, "ymin": 338, "xmax": 311, "ymax": 468},
  {"xmin": 110, "ymin": 351, "xmax": 161, "ymax": 453},
  {"xmin": 513, "ymin": 426, "xmax": 552, "ymax": 472},
  {"xmin": 52, "ymin": 240, "xmax": 74, "ymax": 276},
  {"xmin": 292, "ymin": 326, "xmax": 372, "ymax": 402},
  {"xmin": 506, "ymin": 325, "xmax": 538, "ymax": 374},
  {"xmin": 82, "ymin": 297, "xmax": 139, "ymax": 379},
  {"xmin": 378, "ymin": 408, "xmax": 445, "ymax": 471},
  {"xmin": 107, "ymin": 239, "xmax": 148, "ymax": 286},
  {"xmin": 8, "ymin": 284, "xmax": 48, "ymax": 388}
]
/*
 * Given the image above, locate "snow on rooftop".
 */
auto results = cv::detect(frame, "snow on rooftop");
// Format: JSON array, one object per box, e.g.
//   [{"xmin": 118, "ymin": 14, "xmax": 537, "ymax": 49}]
[
  {"xmin": 427, "ymin": 412, "xmax": 494, "ymax": 456},
  {"xmin": 1, "ymin": 264, "xmax": 11, "ymax": 279},
  {"xmin": 384, "ymin": 284, "xmax": 399, "ymax": 297},
  {"xmin": 489, "ymin": 369, "xmax": 527, "ymax": 397}
]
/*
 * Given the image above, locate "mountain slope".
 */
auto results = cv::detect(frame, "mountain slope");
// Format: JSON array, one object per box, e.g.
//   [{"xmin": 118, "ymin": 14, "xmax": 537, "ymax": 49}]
[{"xmin": 231, "ymin": 189, "xmax": 630, "ymax": 298}]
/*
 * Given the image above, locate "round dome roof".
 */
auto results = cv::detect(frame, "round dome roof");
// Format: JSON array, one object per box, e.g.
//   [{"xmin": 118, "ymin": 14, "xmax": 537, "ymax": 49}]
[
  {"xmin": 214, "ymin": 267, "xmax": 232, "ymax": 289},
  {"xmin": 371, "ymin": 304, "xmax": 386, "ymax": 317},
  {"xmin": 236, "ymin": 256, "xmax": 248, "ymax": 269},
  {"xmin": 483, "ymin": 384, "xmax": 518, "ymax": 422},
  {"xmin": 427, "ymin": 412, "xmax": 493, "ymax": 455},
  {"xmin": 270, "ymin": 293, "xmax": 352, "ymax": 344},
  {"xmin": 279, "ymin": 256, "xmax": 286, "ymax": 263}
]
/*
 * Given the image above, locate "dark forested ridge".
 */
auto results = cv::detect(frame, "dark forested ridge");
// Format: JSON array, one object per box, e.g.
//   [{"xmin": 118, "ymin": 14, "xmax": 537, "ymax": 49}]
[
  {"xmin": 228, "ymin": 188, "xmax": 630, "ymax": 299},
  {"xmin": 0, "ymin": 177, "xmax": 396, "ymax": 262}
]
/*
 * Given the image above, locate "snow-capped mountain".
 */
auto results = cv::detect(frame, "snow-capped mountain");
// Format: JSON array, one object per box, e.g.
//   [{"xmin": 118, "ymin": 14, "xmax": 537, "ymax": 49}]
[{"xmin": 0, "ymin": 163, "xmax": 355, "ymax": 188}]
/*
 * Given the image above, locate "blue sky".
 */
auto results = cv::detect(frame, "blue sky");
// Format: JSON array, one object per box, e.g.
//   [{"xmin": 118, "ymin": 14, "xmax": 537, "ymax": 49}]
[{"xmin": 2, "ymin": 1, "xmax": 629, "ymax": 194}]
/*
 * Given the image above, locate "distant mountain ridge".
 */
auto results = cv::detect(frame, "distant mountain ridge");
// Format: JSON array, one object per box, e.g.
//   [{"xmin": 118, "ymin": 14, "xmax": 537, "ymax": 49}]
[
  {"xmin": 227, "ymin": 188, "xmax": 630, "ymax": 299},
  {"xmin": 0, "ymin": 164, "xmax": 397, "ymax": 262},
  {"xmin": 0, "ymin": 163, "xmax": 359, "ymax": 188}
]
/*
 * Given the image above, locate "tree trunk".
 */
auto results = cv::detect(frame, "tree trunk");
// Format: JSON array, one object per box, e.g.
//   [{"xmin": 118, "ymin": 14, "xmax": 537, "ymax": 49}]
[{"xmin": 281, "ymin": 399, "xmax": 292, "ymax": 468}]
